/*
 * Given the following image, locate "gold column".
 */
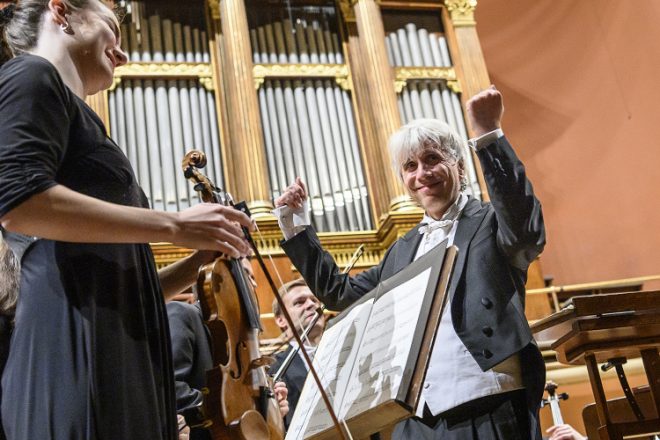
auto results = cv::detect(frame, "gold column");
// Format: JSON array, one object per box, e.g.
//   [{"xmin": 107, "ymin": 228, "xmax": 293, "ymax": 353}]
[
  {"xmin": 216, "ymin": 0, "xmax": 272, "ymax": 215},
  {"xmin": 85, "ymin": 90, "xmax": 110, "ymax": 132},
  {"xmin": 344, "ymin": 0, "xmax": 413, "ymax": 224},
  {"xmin": 442, "ymin": 0, "xmax": 490, "ymax": 112},
  {"xmin": 442, "ymin": 0, "xmax": 489, "ymax": 195}
]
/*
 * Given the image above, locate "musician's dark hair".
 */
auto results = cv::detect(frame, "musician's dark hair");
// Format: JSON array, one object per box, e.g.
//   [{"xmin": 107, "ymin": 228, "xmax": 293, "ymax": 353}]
[
  {"xmin": 272, "ymin": 278, "xmax": 309, "ymax": 317},
  {"xmin": 0, "ymin": 237, "xmax": 20, "ymax": 322},
  {"xmin": 0, "ymin": 0, "xmax": 95, "ymax": 67}
]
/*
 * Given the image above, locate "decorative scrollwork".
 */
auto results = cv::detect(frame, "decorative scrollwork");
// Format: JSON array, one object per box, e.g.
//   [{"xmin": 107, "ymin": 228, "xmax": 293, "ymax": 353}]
[
  {"xmin": 446, "ymin": 80, "xmax": 462, "ymax": 94},
  {"xmin": 395, "ymin": 66, "xmax": 457, "ymax": 82},
  {"xmin": 252, "ymin": 63, "xmax": 352, "ymax": 91},
  {"xmin": 112, "ymin": 62, "xmax": 215, "ymax": 91},
  {"xmin": 337, "ymin": 0, "xmax": 357, "ymax": 23},
  {"xmin": 208, "ymin": 0, "xmax": 220, "ymax": 20},
  {"xmin": 198, "ymin": 77, "xmax": 215, "ymax": 92},
  {"xmin": 115, "ymin": 62, "xmax": 214, "ymax": 79},
  {"xmin": 393, "ymin": 67, "xmax": 460, "ymax": 93},
  {"xmin": 444, "ymin": 0, "xmax": 477, "ymax": 27}
]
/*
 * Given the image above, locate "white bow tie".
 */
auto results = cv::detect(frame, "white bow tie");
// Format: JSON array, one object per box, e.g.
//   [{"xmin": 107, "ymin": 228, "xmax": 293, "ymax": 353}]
[{"xmin": 418, "ymin": 219, "xmax": 456, "ymax": 235}]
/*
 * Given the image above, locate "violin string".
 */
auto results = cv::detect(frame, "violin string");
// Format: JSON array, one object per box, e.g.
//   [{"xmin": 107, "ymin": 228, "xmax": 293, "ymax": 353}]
[{"xmin": 252, "ymin": 223, "xmax": 312, "ymax": 348}]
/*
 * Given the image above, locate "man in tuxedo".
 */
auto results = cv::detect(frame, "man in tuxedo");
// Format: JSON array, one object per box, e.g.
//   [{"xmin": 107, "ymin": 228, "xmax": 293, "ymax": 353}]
[
  {"xmin": 273, "ymin": 86, "xmax": 546, "ymax": 439},
  {"xmin": 269, "ymin": 278, "xmax": 326, "ymax": 427}
]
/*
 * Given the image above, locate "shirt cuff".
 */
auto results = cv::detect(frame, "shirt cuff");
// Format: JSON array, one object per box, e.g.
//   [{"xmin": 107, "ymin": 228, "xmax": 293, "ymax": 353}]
[
  {"xmin": 272, "ymin": 200, "xmax": 310, "ymax": 240},
  {"xmin": 467, "ymin": 128, "xmax": 504, "ymax": 151}
]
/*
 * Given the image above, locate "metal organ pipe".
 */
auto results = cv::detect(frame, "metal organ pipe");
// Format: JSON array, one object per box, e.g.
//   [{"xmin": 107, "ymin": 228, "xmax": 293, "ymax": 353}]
[
  {"xmin": 108, "ymin": 14, "xmax": 221, "ymax": 210},
  {"xmin": 386, "ymin": 23, "xmax": 482, "ymax": 198},
  {"xmin": 250, "ymin": 15, "xmax": 373, "ymax": 231}
]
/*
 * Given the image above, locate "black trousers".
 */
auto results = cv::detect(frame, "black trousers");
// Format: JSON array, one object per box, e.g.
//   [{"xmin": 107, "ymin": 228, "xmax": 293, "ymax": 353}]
[{"xmin": 391, "ymin": 390, "xmax": 537, "ymax": 440}]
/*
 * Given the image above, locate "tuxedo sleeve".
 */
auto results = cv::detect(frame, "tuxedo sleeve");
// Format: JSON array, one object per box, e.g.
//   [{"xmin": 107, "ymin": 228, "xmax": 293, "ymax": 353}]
[
  {"xmin": 167, "ymin": 302, "xmax": 205, "ymax": 412},
  {"xmin": 476, "ymin": 136, "xmax": 546, "ymax": 270},
  {"xmin": 281, "ymin": 227, "xmax": 396, "ymax": 311}
]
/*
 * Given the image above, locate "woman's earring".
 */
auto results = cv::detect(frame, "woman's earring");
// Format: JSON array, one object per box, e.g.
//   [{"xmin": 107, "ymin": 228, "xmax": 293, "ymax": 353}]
[{"xmin": 61, "ymin": 21, "xmax": 74, "ymax": 35}]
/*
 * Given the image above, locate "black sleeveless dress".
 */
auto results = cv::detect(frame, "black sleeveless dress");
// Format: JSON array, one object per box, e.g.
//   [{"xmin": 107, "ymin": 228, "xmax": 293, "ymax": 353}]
[{"xmin": 0, "ymin": 54, "xmax": 177, "ymax": 440}]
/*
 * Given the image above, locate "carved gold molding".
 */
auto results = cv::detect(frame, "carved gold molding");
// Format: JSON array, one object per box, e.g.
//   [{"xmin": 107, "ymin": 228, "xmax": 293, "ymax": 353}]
[
  {"xmin": 444, "ymin": 0, "xmax": 477, "ymax": 27},
  {"xmin": 111, "ymin": 62, "xmax": 215, "ymax": 91},
  {"xmin": 393, "ymin": 67, "xmax": 459, "ymax": 93},
  {"xmin": 447, "ymin": 79, "xmax": 462, "ymax": 94},
  {"xmin": 252, "ymin": 63, "xmax": 352, "ymax": 91},
  {"xmin": 150, "ymin": 206, "xmax": 423, "ymax": 268},
  {"xmin": 208, "ymin": 0, "xmax": 220, "ymax": 21},
  {"xmin": 337, "ymin": 0, "xmax": 357, "ymax": 23}
]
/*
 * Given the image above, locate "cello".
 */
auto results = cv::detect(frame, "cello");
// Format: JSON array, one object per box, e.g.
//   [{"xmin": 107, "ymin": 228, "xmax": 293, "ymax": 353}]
[{"xmin": 182, "ymin": 151, "xmax": 284, "ymax": 440}]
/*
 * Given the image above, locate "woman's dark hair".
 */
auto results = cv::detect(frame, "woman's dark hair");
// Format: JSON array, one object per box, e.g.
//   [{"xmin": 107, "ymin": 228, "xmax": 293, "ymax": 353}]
[
  {"xmin": 0, "ymin": 3, "xmax": 17, "ymax": 65},
  {"xmin": 0, "ymin": 0, "xmax": 91, "ymax": 66},
  {"xmin": 0, "ymin": 237, "xmax": 19, "ymax": 321}
]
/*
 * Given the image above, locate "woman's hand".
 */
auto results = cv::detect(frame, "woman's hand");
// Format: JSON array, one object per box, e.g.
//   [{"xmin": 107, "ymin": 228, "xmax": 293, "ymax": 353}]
[
  {"xmin": 172, "ymin": 203, "xmax": 254, "ymax": 258},
  {"xmin": 274, "ymin": 381, "xmax": 290, "ymax": 418}
]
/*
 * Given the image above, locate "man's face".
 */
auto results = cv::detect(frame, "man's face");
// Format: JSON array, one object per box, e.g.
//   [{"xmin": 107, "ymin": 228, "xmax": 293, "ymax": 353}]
[
  {"xmin": 401, "ymin": 146, "xmax": 464, "ymax": 219},
  {"xmin": 277, "ymin": 285, "xmax": 324, "ymax": 337}
]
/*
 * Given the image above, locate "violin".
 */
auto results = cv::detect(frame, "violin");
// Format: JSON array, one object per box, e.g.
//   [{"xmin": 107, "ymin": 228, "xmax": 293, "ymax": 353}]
[
  {"xmin": 541, "ymin": 381, "xmax": 569, "ymax": 426},
  {"xmin": 182, "ymin": 151, "xmax": 285, "ymax": 440}
]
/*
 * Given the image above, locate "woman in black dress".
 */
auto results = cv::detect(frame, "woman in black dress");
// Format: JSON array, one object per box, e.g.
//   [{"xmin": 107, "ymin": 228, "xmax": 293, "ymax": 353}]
[{"xmin": 0, "ymin": 1, "xmax": 251, "ymax": 439}]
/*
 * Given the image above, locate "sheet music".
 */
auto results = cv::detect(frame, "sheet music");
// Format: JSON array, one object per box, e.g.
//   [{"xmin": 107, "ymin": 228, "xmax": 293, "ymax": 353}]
[
  {"xmin": 341, "ymin": 268, "xmax": 432, "ymax": 419},
  {"xmin": 285, "ymin": 298, "xmax": 375, "ymax": 440}
]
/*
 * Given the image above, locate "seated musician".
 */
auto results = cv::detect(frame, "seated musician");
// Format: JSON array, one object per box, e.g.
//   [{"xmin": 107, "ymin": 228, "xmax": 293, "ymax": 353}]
[
  {"xmin": 273, "ymin": 86, "xmax": 547, "ymax": 439},
  {"xmin": 270, "ymin": 278, "xmax": 327, "ymax": 426},
  {"xmin": 166, "ymin": 257, "xmax": 289, "ymax": 439}
]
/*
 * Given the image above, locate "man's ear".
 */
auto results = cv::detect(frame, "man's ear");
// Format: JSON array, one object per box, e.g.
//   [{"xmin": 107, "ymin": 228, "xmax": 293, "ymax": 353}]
[
  {"xmin": 47, "ymin": 0, "xmax": 70, "ymax": 27},
  {"xmin": 274, "ymin": 314, "xmax": 288, "ymax": 332}
]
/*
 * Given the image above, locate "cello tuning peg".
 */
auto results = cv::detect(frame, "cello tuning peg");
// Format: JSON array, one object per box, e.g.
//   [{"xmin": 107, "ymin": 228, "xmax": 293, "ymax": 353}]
[{"xmin": 559, "ymin": 392, "xmax": 569, "ymax": 400}]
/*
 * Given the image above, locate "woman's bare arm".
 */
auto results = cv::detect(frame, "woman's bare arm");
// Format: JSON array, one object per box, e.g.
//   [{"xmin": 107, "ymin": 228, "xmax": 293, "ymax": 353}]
[
  {"xmin": 158, "ymin": 250, "xmax": 219, "ymax": 301},
  {"xmin": 0, "ymin": 185, "xmax": 252, "ymax": 257}
]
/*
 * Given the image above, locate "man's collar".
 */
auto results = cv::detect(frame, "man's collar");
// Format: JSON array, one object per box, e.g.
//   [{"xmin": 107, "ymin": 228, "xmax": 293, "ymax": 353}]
[{"xmin": 421, "ymin": 193, "xmax": 468, "ymax": 225}]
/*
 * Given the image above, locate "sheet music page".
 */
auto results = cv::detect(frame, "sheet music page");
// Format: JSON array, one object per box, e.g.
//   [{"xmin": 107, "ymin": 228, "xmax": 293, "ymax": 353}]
[
  {"xmin": 340, "ymin": 268, "xmax": 432, "ymax": 419},
  {"xmin": 285, "ymin": 298, "xmax": 375, "ymax": 440}
]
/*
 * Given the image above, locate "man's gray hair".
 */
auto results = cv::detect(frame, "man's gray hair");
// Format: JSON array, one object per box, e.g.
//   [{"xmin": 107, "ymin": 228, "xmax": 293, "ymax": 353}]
[{"xmin": 388, "ymin": 118, "xmax": 468, "ymax": 190}]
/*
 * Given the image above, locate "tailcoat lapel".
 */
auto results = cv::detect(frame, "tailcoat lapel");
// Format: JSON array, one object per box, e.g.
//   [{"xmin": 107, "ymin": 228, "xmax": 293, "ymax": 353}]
[
  {"xmin": 387, "ymin": 197, "xmax": 488, "ymax": 285},
  {"xmin": 448, "ymin": 198, "xmax": 489, "ymax": 294},
  {"xmin": 391, "ymin": 224, "xmax": 423, "ymax": 275}
]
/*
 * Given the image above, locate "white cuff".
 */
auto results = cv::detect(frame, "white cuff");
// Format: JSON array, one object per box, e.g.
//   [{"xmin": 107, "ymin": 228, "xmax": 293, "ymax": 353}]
[
  {"xmin": 272, "ymin": 200, "xmax": 310, "ymax": 240},
  {"xmin": 467, "ymin": 128, "xmax": 504, "ymax": 151}
]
